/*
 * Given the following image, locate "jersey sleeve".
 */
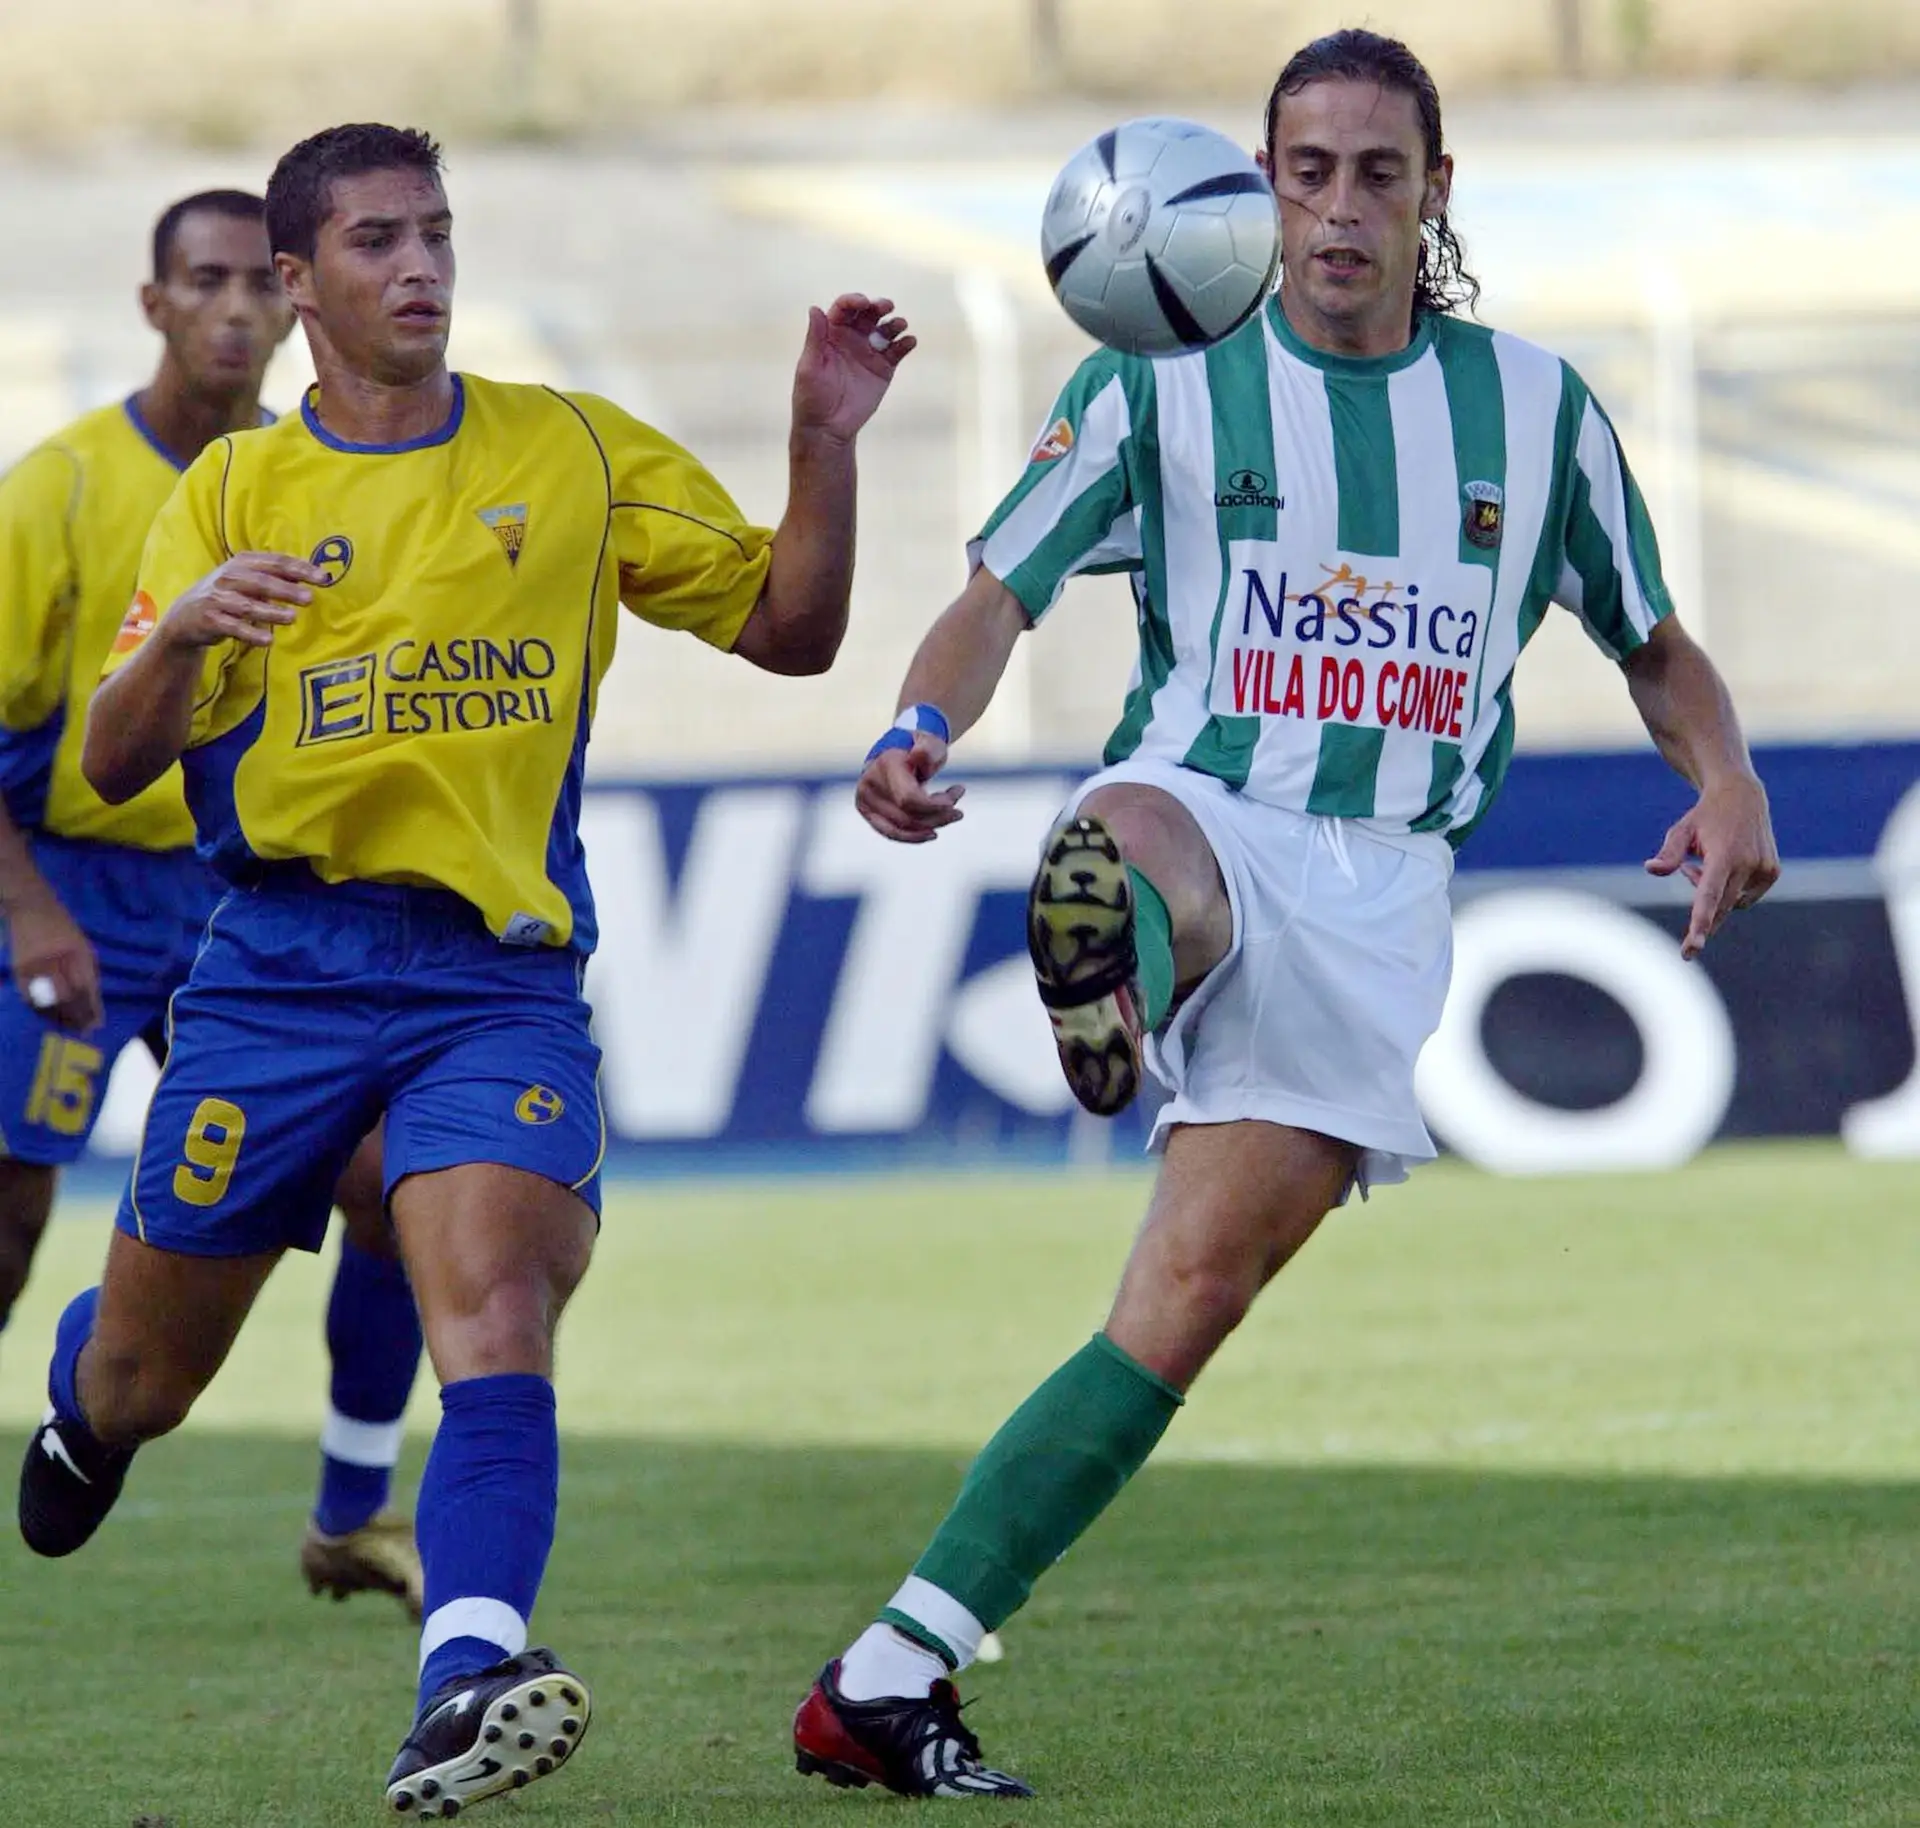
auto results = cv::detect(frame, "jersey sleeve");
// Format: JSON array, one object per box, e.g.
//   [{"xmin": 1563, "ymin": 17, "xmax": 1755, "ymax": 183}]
[
  {"xmin": 569, "ymin": 393, "xmax": 774, "ymax": 651},
  {"xmin": 971, "ymin": 352, "xmax": 1145, "ymax": 626},
  {"xmin": 1552, "ymin": 367, "xmax": 1675, "ymax": 662},
  {"xmin": 108, "ymin": 440, "xmax": 254, "ymax": 745},
  {"xmin": 0, "ymin": 443, "xmax": 82, "ymax": 734}
]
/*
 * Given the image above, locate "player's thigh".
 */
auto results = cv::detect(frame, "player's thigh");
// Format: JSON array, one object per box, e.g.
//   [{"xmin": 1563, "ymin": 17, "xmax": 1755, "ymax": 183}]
[
  {"xmin": 0, "ymin": 1157, "xmax": 57, "ymax": 1318},
  {"xmin": 1074, "ymin": 779, "xmax": 1232, "ymax": 987},
  {"xmin": 383, "ymin": 976, "xmax": 602, "ymax": 1379},
  {"xmin": 382, "ymin": 970, "xmax": 605, "ymax": 1228},
  {"xmin": 391, "ymin": 1163, "xmax": 596, "ymax": 1383},
  {"xmin": 1106, "ymin": 1119, "xmax": 1357, "ymax": 1391},
  {"xmin": 125, "ymin": 976, "xmax": 379, "ymax": 1259},
  {"xmin": 332, "ymin": 1122, "xmax": 394, "ymax": 1258},
  {"xmin": 86, "ymin": 1226, "xmax": 280, "ymax": 1440}
]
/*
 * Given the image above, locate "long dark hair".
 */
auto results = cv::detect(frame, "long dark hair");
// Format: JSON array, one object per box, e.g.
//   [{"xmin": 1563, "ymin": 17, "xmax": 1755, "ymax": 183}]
[{"xmin": 1262, "ymin": 29, "xmax": 1480, "ymax": 320}]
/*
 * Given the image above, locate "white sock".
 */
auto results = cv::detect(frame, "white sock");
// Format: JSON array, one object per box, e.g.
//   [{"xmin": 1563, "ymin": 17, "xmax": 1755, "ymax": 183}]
[{"xmin": 836, "ymin": 1623, "xmax": 950, "ymax": 1702}]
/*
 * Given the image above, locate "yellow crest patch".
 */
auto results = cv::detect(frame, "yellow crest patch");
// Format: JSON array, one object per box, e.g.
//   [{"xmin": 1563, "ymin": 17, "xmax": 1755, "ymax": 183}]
[
  {"xmin": 477, "ymin": 502, "xmax": 529, "ymax": 568},
  {"xmin": 515, "ymin": 1084, "xmax": 565, "ymax": 1125}
]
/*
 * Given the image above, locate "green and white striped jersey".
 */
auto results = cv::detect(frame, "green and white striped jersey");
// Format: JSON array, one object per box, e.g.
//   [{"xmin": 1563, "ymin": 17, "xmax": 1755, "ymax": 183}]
[{"xmin": 976, "ymin": 298, "xmax": 1672, "ymax": 847}]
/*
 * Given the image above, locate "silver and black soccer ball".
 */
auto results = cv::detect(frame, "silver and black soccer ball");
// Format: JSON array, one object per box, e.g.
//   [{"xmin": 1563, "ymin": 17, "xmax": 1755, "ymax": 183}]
[{"xmin": 1040, "ymin": 117, "xmax": 1281, "ymax": 359}]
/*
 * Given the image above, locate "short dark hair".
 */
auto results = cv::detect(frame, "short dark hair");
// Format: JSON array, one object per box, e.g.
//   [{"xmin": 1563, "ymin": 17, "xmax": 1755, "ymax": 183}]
[
  {"xmin": 1263, "ymin": 28, "xmax": 1480, "ymax": 320},
  {"xmin": 151, "ymin": 189, "xmax": 266, "ymax": 282},
  {"xmin": 264, "ymin": 123, "xmax": 444, "ymax": 262}
]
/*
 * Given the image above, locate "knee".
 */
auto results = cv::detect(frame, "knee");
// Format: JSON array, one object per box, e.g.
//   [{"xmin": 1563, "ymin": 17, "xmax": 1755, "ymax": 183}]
[
  {"xmin": 1160, "ymin": 1256, "xmax": 1260, "ymax": 1349},
  {"xmin": 428, "ymin": 1276, "xmax": 564, "ymax": 1382},
  {"xmin": 83, "ymin": 1340, "xmax": 200, "ymax": 1445},
  {"xmin": 0, "ymin": 1166, "xmax": 54, "ymax": 1272},
  {"xmin": 0, "ymin": 1208, "xmax": 49, "ymax": 1315},
  {"xmin": 338, "ymin": 1189, "xmax": 396, "ymax": 1260}
]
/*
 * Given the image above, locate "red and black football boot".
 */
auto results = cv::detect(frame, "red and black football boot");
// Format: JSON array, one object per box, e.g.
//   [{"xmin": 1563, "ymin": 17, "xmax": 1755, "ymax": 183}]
[
  {"xmin": 1028, "ymin": 814, "xmax": 1143, "ymax": 1116},
  {"xmin": 793, "ymin": 1659, "xmax": 1032, "ymax": 1798},
  {"xmin": 386, "ymin": 1647, "xmax": 590, "ymax": 1819}
]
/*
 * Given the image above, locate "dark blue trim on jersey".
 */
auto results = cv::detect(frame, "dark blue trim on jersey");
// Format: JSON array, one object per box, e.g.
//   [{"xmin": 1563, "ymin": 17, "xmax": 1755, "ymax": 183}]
[
  {"xmin": 122, "ymin": 395, "xmax": 188, "ymax": 472},
  {"xmin": 542, "ymin": 384, "xmax": 616, "ymax": 957},
  {"xmin": 180, "ymin": 698, "xmax": 267, "ymax": 885},
  {"xmin": 0, "ymin": 714, "xmax": 60, "ymax": 829},
  {"xmin": 124, "ymin": 397, "xmax": 275, "ymax": 468},
  {"xmin": 545, "ymin": 678, "xmax": 595, "ymax": 955},
  {"xmin": 301, "ymin": 375, "xmax": 465, "ymax": 454}
]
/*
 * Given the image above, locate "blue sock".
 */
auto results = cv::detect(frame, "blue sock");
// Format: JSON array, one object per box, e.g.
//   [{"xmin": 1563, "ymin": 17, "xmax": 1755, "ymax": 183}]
[
  {"xmin": 314, "ymin": 1240, "xmax": 424, "ymax": 1537},
  {"xmin": 415, "ymin": 1373, "xmax": 559, "ymax": 1712},
  {"xmin": 48, "ymin": 1286, "xmax": 101, "ymax": 1425}
]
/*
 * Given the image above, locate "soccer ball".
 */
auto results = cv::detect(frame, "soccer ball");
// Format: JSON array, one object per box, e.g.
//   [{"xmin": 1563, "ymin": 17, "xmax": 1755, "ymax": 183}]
[{"xmin": 1040, "ymin": 117, "xmax": 1280, "ymax": 359}]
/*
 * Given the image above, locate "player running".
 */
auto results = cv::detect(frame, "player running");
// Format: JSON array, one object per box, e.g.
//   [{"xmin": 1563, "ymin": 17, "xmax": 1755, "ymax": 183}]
[
  {"xmin": 18, "ymin": 124, "xmax": 913, "ymax": 1819},
  {"xmin": 794, "ymin": 28, "xmax": 1779, "ymax": 1798},
  {"xmin": 0, "ymin": 188, "xmax": 425, "ymax": 1617}
]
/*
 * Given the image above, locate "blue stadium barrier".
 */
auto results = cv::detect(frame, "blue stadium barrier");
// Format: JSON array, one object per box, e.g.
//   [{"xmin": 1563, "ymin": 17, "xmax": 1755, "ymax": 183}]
[{"xmin": 74, "ymin": 740, "xmax": 1920, "ymax": 1179}]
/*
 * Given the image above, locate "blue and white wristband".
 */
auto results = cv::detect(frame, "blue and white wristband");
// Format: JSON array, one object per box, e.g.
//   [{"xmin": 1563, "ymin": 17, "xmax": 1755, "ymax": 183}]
[{"xmin": 865, "ymin": 702, "xmax": 951, "ymax": 763}]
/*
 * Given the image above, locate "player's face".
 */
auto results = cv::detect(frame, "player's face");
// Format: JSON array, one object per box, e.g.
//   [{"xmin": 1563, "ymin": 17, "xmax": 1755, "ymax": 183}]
[
  {"xmin": 283, "ymin": 168, "xmax": 455, "ymax": 387},
  {"xmin": 142, "ymin": 211, "xmax": 293, "ymax": 398},
  {"xmin": 1261, "ymin": 78, "xmax": 1450, "ymax": 353}
]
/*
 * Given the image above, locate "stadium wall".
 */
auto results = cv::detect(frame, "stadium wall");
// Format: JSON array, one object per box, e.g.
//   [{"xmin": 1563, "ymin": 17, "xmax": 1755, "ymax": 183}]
[
  {"xmin": 69, "ymin": 740, "xmax": 1920, "ymax": 1180},
  {"xmin": 0, "ymin": 0, "xmax": 1915, "ymax": 149}
]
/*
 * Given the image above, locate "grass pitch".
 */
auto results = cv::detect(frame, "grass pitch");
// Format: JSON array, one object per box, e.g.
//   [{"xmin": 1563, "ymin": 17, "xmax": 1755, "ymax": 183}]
[{"xmin": 2, "ymin": 1141, "xmax": 1917, "ymax": 1824}]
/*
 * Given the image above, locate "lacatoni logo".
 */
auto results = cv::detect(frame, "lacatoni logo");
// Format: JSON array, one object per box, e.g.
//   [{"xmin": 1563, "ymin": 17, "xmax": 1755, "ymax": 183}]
[
  {"xmin": 1211, "ymin": 543, "xmax": 1490, "ymax": 740},
  {"xmin": 296, "ymin": 635, "xmax": 560, "ymax": 745}
]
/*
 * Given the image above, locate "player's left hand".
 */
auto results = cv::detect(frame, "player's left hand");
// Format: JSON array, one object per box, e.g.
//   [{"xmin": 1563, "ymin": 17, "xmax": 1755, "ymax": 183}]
[
  {"xmin": 1644, "ymin": 772, "xmax": 1780, "ymax": 960},
  {"xmin": 791, "ymin": 294, "xmax": 916, "ymax": 442}
]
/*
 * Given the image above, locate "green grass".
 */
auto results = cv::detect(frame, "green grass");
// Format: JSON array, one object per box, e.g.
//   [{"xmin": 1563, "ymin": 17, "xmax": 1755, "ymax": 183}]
[{"xmin": 2, "ymin": 1141, "xmax": 1918, "ymax": 1824}]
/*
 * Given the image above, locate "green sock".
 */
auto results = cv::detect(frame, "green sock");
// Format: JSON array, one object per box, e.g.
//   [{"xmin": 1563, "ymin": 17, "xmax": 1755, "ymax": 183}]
[
  {"xmin": 887, "ymin": 1335, "xmax": 1182, "ymax": 1638},
  {"xmin": 1126, "ymin": 866, "xmax": 1175, "ymax": 1030}
]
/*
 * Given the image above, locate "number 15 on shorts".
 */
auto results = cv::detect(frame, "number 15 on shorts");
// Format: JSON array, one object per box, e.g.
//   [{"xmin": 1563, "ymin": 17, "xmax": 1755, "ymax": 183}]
[{"xmin": 172, "ymin": 1097, "xmax": 247, "ymax": 1208}]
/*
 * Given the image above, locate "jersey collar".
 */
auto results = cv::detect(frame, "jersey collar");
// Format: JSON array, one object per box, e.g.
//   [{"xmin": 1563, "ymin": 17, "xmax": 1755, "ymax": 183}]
[
  {"xmin": 1264, "ymin": 295, "xmax": 1435, "ymax": 376},
  {"xmin": 123, "ymin": 394, "xmax": 279, "ymax": 470},
  {"xmin": 122, "ymin": 394, "xmax": 188, "ymax": 472},
  {"xmin": 301, "ymin": 374, "xmax": 466, "ymax": 454}
]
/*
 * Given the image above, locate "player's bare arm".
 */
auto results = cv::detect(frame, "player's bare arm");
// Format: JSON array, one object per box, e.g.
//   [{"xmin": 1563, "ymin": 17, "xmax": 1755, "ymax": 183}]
[
  {"xmin": 1624, "ymin": 615, "xmax": 1780, "ymax": 959},
  {"xmin": 731, "ymin": 294, "xmax": 915, "ymax": 677},
  {"xmin": 854, "ymin": 565, "xmax": 1028, "ymax": 845},
  {"xmin": 83, "ymin": 552, "xmax": 323, "ymax": 803},
  {"xmin": 0, "ymin": 807, "xmax": 101, "ymax": 1033}
]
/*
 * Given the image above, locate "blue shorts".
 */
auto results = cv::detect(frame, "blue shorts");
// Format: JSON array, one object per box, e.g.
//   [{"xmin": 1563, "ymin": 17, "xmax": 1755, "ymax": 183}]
[
  {"xmin": 118, "ymin": 874, "xmax": 604, "ymax": 1258},
  {"xmin": 0, "ymin": 835, "xmax": 218, "ymax": 1166}
]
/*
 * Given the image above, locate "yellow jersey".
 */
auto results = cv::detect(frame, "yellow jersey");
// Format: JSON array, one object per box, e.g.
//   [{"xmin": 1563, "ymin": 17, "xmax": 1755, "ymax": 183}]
[
  {"xmin": 118, "ymin": 374, "xmax": 773, "ymax": 950},
  {"xmin": 0, "ymin": 398, "xmax": 202, "ymax": 850}
]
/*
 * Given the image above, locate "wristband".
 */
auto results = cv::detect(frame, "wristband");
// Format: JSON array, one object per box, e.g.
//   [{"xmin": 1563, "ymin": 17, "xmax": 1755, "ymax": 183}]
[{"xmin": 864, "ymin": 702, "xmax": 951, "ymax": 763}]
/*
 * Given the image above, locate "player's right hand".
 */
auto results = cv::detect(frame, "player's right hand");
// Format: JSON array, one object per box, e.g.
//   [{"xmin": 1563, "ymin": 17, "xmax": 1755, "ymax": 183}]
[
  {"xmin": 6, "ymin": 888, "xmax": 103, "ymax": 1034},
  {"xmin": 855, "ymin": 735, "xmax": 966, "ymax": 845},
  {"xmin": 158, "ymin": 552, "xmax": 329, "ymax": 651}
]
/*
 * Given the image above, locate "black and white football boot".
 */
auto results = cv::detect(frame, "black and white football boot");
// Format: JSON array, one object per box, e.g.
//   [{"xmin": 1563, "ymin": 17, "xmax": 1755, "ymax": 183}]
[
  {"xmin": 18, "ymin": 1405, "xmax": 135, "ymax": 1557},
  {"xmin": 1028, "ymin": 814, "xmax": 1144, "ymax": 1117},
  {"xmin": 386, "ymin": 1647, "xmax": 591, "ymax": 1819},
  {"xmin": 793, "ymin": 1659, "xmax": 1033, "ymax": 1798}
]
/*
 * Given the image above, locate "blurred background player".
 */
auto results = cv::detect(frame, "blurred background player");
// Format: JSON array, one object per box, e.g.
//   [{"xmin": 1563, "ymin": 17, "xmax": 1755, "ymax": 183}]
[
  {"xmin": 19, "ymin": 123, "xmax": 914, "ymax": 1818},
  {"xmin": 0, "ymin": 188, "xmax": 425, "ymax": 1616},
  {"xmin": 795, "ymin": 27, "xmax": 1780, "ymax": 1798}
]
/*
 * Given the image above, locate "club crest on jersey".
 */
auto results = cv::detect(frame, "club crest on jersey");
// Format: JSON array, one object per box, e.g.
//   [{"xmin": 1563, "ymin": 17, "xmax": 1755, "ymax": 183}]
[
  {"xmin": 1030, "ymin": 418, "xmax": 1074, "ymax": 464},
  {"xmin": 478, "ymin": 502, "xmax": 529, "ymax": 568},
  {"xmin": 1462, "ymin": 480, "xmax": 1503, "ymax": 550},
  {"xmin": 514, "ymin": 1084, "xmax": 564, "ymax": 1125},
  {"xmin": 310, "ymin": 535, "xmax": 354, "ymax": 585}
]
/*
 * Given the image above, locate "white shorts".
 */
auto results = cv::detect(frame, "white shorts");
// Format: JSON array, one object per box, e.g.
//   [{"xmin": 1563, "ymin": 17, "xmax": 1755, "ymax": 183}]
[{"xmin": 1066, "ymin": 758, "xmax": 1455, "ymax": 1194}]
